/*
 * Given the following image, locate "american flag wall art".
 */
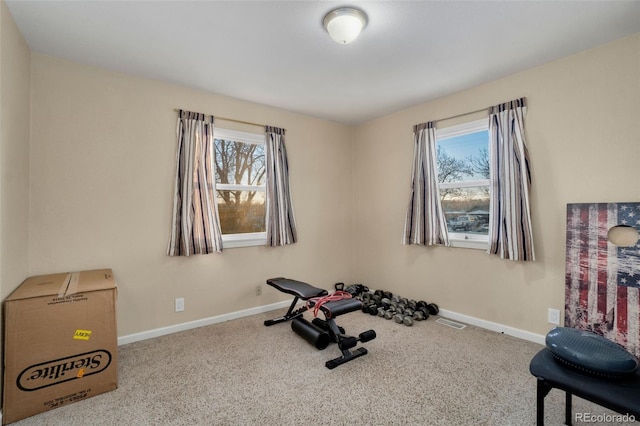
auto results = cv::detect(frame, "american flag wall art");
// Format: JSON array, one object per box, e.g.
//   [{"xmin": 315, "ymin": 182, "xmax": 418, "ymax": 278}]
[{"xmin": 565, "ymin": 202, "xmax": 640, "ymax": 358}]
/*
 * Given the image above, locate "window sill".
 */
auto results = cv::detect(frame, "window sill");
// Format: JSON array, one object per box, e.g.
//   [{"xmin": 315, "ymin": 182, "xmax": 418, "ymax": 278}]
[
  {"xmin": 449, "ymin": 237, "xmax": 488, "ymax": 251},
  {"xmin": 222, "ymin": 233, "xmax": 266, "ymax": 249}
]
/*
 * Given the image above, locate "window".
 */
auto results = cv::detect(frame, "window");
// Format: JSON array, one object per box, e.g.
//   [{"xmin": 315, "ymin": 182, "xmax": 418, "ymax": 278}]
[
  {"xmin": 435, "ymin": 119, "xmax": 489, "ymax": 249},
  {"xmin": 214, "ymin": 128, "xmax": 266, "ymax": 248}
]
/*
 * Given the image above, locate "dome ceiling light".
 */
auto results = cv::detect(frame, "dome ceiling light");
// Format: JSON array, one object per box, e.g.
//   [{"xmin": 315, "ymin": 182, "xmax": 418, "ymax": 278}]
[{"xmin": 322, "ymin": 7, "xmax": 367, "ymax": 44}]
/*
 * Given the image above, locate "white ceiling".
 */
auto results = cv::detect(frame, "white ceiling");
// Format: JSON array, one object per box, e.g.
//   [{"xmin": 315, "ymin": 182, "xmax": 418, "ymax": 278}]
[{"xmin": 6, "ymin": 1, "xmax": 640, "ymax": 125}]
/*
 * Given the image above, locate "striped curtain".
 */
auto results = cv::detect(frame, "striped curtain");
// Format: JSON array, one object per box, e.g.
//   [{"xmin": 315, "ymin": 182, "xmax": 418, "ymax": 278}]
[
  {"xmin": 167, "ymin": 110, "xmax": 223, "ymax": 256},
  {"xmin": 403, "ymin": 122, "xmax": 449, "ymax": 246},
  {"xmin": 265, "ymin": 126, "xmax": 297, "ymax": 246},
  {"xmin": 487, "ymin": 98, "xmax": 535, "ymax": 261}
]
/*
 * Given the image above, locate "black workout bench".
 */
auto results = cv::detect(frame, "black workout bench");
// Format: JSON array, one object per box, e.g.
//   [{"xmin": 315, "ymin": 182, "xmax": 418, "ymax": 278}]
[{"xmin": 264, "ymin": 277, "xmax": 376, "ymax": 369}]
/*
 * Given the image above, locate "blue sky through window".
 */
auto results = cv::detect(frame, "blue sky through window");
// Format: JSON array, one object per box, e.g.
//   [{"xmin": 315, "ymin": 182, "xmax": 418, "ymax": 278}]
[
  {"xmin": 437, "ymin": 130, "xmax": 489, "ymax": 180},
  {"xmin": 437, "ymin": 130, "xmax": 488, "ymax": 160}
]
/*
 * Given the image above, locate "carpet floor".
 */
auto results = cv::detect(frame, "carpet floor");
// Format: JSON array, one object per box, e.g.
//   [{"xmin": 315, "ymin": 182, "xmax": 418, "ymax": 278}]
[{"xmin": 11, "ymin": 308, "xmax": 630, "ymax": 425}]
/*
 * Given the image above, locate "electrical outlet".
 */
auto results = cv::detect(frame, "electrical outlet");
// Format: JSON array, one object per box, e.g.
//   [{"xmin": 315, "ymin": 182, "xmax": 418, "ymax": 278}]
[
  {"xmin": 175, "ymin": 298, "xmax": 184, "ymax": 312},
  {"xmin": 255, "ymin": 285, "xmax": 262, "ymax": 296},
  {"xmin": 548, "ymin": 308, "xmax": 560, "ymax": 325}
]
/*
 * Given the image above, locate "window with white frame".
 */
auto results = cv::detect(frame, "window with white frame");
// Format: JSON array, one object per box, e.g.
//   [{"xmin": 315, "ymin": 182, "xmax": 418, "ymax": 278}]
[
  {"xmin": 436, "ymin": 119, "xmax": 490, "ymax": 249},
  {"xmin": 214, "ymin": 128, "xmax": 266, "ymax": 248}
]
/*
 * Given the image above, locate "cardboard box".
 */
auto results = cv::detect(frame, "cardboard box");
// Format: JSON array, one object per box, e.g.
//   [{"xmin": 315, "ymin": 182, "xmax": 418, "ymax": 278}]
[{"xmin": 3, "ymin": 269, "xmax": 118, "ymax": 424}]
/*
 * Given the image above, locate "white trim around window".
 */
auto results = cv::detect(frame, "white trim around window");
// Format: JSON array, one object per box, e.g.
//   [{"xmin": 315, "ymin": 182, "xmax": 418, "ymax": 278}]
[
  {"xmin": 214, "ymin": 128, "xmax": 265, "ymax": 145},
  {"xmin": 436, "ymin": 118, "xmax": 487, "ymax": 140},
  {"xmin": 448, "ymin": 233, "xmax": 489, "ymax": 250},
  {"xmin": 221, "ymin": 232, "xmax": 266, "ymax": 249}
]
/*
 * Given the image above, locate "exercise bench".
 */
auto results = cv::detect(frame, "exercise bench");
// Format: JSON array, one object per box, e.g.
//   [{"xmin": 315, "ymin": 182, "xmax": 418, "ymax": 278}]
[{"xmin": 264, "ymin": 277, "xmax": 376, "ymax": 369}]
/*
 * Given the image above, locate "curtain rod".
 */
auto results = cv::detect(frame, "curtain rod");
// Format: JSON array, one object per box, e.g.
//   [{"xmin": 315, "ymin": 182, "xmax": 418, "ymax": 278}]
[
  {"xmin": 433, "ymin": 106, "xmax": 489, "ymax": 124},
  {"xmin": 173, "ymin": 108, "xmax": 265, "ymax": 128},
  {"xmin": 432, "ymin": 96, "xmax": 527, "ymax": 123}
]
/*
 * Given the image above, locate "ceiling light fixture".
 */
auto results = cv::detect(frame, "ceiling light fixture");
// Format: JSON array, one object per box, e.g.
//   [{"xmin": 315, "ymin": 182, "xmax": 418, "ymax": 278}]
[{"xmin": 323, "ymin": 7, "xmax": 367, "ymax": 44}]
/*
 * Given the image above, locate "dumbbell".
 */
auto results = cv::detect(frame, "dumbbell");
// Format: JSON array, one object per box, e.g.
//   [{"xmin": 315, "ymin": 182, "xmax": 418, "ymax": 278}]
[
  {"xmin": 344, "ymin": 284, "xmax": 361, "ymax": 297},
  {"xmin": 413, "ymin": 310, "xmax": 425, "ymax": 321},
  {"xmin": 427, "ymin": 303, "xmax": 439, "ymax": 315},
  {"xmin": 367, "ymin": 304, "xmax": 378, "ymax": 315},
  {"xmin": 417, "ymin": 307, "xmax": 430, "ymax": 320},
  {"xmin": 383, "ymin": 305, "xmax": 396, "ymax": 319},
  {"xmin": 350, "ymin": 284, "xmax": 366, "ymax": 297},
  {"xmin": 392, "ymin": 313, "xmax": 414, "ymax": 326},
  {"xmin": 403, "ymin": 315, "xmax": 414, "ymax": 326},
  {"xmin": 416, "ymin": 300, "xmax": 439, "ymax": 316}
]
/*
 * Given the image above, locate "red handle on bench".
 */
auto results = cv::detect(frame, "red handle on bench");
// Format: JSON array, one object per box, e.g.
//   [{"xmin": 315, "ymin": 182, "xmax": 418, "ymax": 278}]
[{"xmin": 306, "ymin": 291, "xmax": 353, "ymax": 318}]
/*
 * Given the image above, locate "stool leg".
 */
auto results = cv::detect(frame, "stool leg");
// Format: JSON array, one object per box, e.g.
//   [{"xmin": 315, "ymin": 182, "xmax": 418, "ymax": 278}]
[
  {"xmin": 565, "ymin": 392, "xmax": 572, "ymax": 425},
  {"xmin": 536, "ymin": 377, "xmax": 552, "ymax": 426}
]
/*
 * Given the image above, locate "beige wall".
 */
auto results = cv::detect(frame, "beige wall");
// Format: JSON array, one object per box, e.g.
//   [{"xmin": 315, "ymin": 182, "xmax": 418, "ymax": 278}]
[
  {"xmin": 352, "ymin": 34, "xmax": 640, "ymax": 336},
  {"xmin": 28, "ymin": 54, "xmax": 354, "ymax": 336},
  {"xmin": 0, "ymin": 1, "xmax": 30, "ymax": 300},
  {"xmin": 1, "ymin": 0, "xmax": 30, "ymax": 406},
  {"xmin": 8, "ymin": 12, "xmax": 640, "ymax": 341}
]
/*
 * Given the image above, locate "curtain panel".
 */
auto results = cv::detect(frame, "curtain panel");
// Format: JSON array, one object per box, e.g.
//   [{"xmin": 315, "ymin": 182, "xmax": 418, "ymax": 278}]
[
  {"xmin": 265, "ymin": 126, "xmax": 297, "ymax": 246},
  {"xmin": 167, "ymin": 110, "xmax": 223, "ymax": 256},
  {"xmin": 487, "ymin": 97, "xmax": 535, "ymax": 261},
  {"xmin": 403, "ymin": 122, "xmax": 450, "ymax": 246}
]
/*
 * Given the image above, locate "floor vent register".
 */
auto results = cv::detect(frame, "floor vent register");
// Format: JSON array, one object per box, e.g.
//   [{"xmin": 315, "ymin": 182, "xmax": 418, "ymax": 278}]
[{"xmin": 436, "ymin": 318, "xmax": 467, "ymax": 330}]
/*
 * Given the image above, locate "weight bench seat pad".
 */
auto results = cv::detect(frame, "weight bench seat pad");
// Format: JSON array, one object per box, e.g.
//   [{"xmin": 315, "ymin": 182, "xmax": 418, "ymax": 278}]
[
  {"xmin": 266, "ymin": 277, "xmax": 328, "ymax": 300},
  {"xmin": 316, "ymin": 298, "xmax": 363, "ymax": 318},
  {"xmin": 546, "ymin": 327, "xmax": 639, "ymax": 377}
]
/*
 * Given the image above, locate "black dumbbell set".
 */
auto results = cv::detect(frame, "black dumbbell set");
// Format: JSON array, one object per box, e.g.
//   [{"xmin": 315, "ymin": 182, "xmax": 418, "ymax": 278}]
[{"xmin": 336, "ymin": 283, "xmax": 439, "ymax": 327}]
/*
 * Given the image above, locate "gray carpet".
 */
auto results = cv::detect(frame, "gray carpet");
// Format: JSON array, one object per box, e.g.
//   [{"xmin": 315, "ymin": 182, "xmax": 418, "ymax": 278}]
[{"xmin": 12, "ymin": 309, "xmax": 629, "ymax": 425}]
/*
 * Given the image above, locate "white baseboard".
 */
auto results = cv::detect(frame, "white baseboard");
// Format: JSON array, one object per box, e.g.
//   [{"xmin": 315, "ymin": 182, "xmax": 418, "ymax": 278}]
[
  {"xmin": 117, "ymin": 301, "xmax": 546, "ymax": 347},
  {"xmin": 439, "ymin": 308, "xmax": 546, "ymax": 346},
  {"xmin": 118, "ymin": 300, "xmax": 290, "ymax": 346}
]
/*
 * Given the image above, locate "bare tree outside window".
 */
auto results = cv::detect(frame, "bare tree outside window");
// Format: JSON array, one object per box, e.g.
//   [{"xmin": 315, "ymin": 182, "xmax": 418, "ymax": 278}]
[
  {"xmin": 437, "ymin": 146, "xmax": 473, "ymax": 199},
  {"xmin": 468, "ymin": 147, "xmax": 490, "ymax": 180},
  {"xmin": 214, "ymin": 138, "xmax": 266, "ymax": 234},
  {"xmin": 437, "ymin": 130, "xmax": 490, "ymax": 235}
]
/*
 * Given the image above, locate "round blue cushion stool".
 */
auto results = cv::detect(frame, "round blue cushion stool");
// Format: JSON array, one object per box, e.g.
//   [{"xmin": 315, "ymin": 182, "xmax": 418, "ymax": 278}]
[{"xmin": 545, "ymin": 327, "xmax": 639, "ymax": 378}]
